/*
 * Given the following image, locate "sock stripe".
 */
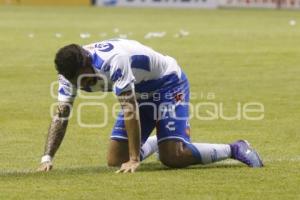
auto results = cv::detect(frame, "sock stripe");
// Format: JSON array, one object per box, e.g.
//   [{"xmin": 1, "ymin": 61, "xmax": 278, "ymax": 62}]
[{"xmin": 185, "ymin": 143, "xmax": 202, "ymax": 163}]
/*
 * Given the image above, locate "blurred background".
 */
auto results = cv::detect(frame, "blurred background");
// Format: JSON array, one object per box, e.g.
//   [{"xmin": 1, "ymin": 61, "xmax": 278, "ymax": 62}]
[{"xmin": 1, "ymin": 0, "xmax": 300, "ymax": 8}]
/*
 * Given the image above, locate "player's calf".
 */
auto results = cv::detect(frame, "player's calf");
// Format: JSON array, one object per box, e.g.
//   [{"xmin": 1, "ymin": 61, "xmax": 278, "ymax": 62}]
[
  {"xmin": 107, "ymin": 140, "xmax": 129, "ymax": 167},
  {"xmin": 158, "ymin": 140, "xmax": 197, "ymax": 168},
  {"xmin": 107, "ymin": 136, "xmax": 159, "ymax": 167}
]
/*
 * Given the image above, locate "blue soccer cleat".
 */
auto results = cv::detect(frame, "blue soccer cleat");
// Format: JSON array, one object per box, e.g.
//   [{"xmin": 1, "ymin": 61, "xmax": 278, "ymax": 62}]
[{"xmin": 230, "ymin": 140, "xmax": 264, "ymax": 168}]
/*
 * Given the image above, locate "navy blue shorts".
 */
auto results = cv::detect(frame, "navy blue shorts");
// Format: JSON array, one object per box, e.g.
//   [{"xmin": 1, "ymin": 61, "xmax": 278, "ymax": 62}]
[{"xmin": 111, "ymin": 73, "xmax": 191, "ymax": 145}]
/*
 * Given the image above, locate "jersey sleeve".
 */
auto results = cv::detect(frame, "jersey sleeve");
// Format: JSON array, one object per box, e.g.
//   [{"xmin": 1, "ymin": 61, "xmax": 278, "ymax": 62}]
[
  {"xmin": 57, "ymin": 75, "xmax": 77, "ymax": 102},
  {"xmin": 110, "ymin": 55, "xmax": 136, "ymax": 96}
]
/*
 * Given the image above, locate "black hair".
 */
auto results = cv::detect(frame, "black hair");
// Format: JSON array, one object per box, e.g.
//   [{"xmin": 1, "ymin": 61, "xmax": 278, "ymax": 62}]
[{"xmin": 54, "ymin": 44, "xmax": 86, "ymax": 80}]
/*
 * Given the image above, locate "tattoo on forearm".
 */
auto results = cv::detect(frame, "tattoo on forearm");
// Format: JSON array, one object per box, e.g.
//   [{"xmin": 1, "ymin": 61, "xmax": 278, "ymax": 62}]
[{"xmin": 44, "ymin": 103, "xmax": 72, "ymax": 157}]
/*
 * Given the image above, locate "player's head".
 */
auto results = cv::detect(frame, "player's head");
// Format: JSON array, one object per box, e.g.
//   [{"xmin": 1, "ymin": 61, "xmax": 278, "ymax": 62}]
[
  {"xmin": 54, "ymin": 44, "xmax": 95, "ymax": 86},
  {"xmin": 55, "ymin": 44, "xmax": 88, "ymax": 80}
]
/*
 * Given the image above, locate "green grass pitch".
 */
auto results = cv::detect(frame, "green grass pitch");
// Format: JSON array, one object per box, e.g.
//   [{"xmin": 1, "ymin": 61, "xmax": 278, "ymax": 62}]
[{"xmin": 0, "ymin": 5, "xmax": 299, "ymax": 200}]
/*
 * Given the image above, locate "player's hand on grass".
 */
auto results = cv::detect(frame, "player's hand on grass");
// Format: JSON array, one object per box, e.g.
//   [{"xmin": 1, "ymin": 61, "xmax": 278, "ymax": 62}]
[
  {"xmin": 37, "ymin": 155, "xmax": 53, "ymax": 172},
  {"xmin": 116, "ymin": 159, "xmax": 140, "ymax": 173},
  {"xmin": 37, "ymin": 161, "xmax": 53, "ymax": 172}
]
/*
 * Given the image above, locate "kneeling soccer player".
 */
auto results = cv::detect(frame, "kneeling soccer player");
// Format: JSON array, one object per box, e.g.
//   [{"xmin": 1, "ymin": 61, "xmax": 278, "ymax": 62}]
[{"xmin": 38, "ymin": 39, "xmax": 263, "ymax": 173}]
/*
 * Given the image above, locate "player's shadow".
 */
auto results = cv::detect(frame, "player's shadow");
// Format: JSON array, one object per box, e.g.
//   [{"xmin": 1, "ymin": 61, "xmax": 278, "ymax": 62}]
[{"xmin": 138, "ymin": 161, "xmax": 245, "ymax": 173}]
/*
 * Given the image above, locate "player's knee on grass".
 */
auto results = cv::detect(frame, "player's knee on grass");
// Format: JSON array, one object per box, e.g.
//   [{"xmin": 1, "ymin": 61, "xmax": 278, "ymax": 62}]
[
  {"xmin": 107, "ymin": 140, "xmax": 129, "ymax": 167},
  {"xmin": 158, "ymin": 140, "xmax": 189, "ymax": 168}
]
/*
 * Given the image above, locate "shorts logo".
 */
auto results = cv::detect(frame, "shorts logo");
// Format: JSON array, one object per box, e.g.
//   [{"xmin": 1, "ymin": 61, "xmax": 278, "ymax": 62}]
[
  {"xmin": 95, "ymin": 43, "xmax": 114, "ymax": 52},
  {"xmin": 165, "ymin": 121, "xmax": 175, "ymax": 131}
]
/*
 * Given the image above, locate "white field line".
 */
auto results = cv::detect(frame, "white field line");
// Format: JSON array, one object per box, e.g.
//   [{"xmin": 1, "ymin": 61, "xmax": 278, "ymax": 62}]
[{"xmin": 0, "ymin": 156, "xmax": 299, "ymax": 175}]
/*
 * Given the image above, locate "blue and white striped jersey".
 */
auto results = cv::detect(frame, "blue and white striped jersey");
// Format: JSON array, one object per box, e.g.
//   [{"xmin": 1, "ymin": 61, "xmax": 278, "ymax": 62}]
[{"xmin": 58, "ymin": 39, "xmax": 183, "ymax": 102}]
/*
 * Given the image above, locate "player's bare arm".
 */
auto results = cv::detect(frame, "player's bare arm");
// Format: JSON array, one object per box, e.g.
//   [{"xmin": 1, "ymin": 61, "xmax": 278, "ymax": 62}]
[
  {"xmin": 37, "ymin": 102, "xmax": 72, "ymax": 172},
  {"xmin": 116, "ymin": 89, "xmax": 141, "ymax": 173}
]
